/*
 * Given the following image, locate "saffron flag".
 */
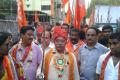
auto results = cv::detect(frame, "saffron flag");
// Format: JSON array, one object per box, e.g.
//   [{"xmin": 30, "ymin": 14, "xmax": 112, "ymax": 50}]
[
  {"xmin": 65, "ymin": 4, "xmax": 71, "ymax": 24},
  {"xmin": 74, "ymin": 0, "xmax": 86, "ymax": 30},
  {"xmin": 17, "ymin": 0, "xmax": 27, "ymax": 31},
  {"xmin": 80, "ymin": 0, "xmax": 86, "ymax": 21},
  {"xmin": 62, "ymin": 0, "xmax": 71, "ymax": 24},
  {"xmin": 63, "ymin": 0, "xmax": 72, "ymax": 24},
  {"xmin": 62, "ymin": 0, "xmax": 68, "ymax": 7}
]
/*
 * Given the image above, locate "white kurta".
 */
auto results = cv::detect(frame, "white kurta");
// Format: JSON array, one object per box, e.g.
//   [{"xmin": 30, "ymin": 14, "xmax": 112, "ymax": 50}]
[{"xmin": 47, "ymin": 52, "xmax": 80, "ymax": 80}]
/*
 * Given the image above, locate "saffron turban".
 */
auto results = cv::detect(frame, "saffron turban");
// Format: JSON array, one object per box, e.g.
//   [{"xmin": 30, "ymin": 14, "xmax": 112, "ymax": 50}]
[{"xmin": 53, "ymin": 26, "xmax": 68, "ymax": 41}]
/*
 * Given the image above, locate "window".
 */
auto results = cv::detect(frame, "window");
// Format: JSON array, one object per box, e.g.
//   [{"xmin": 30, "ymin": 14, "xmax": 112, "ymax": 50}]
[
  {"xmin": 57, "ymin": 4, "xmax": 61, "ymax": 8},
  {"xmin": 41, "ymin": 5, "xmax": 50, "ymax": 10}
]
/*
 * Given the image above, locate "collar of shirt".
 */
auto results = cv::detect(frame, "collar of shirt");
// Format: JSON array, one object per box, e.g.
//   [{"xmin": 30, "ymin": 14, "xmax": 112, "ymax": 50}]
[
  {"xmin": 73, "ymin": 43, "xmax": 79, "ymax": 50},
  {"xmin": 84, "ymin": 43, "xmax": 99, "ymax": 50}
]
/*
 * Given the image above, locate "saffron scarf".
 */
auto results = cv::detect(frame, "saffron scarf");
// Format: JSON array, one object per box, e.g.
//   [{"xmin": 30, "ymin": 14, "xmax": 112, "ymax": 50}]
[
  {"xmin": 66, "ymin": 39, "xmax": 84, "ymax": 59},
  {"xmin": 11, "ymin": 44, "xmax": 32, "ymax": 80},
  {"xmin": 44, "ymin": 49, "xmax": 74, "ymax": 80},
  {"xmin": 99, "ymin": 53, "xmax": 120, "ymax": 80},
  {"xmin": 2, "ymin": 56, "xmax": 14, "ymax": 80}
]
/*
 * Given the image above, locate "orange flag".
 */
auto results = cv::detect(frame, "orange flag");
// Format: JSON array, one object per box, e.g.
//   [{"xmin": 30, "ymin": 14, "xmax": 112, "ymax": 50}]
[
  {"xmin": 17, "ymin": 0, "xmax": 27, "ymax": 31},
  {"xmin": 35, "ymin": 11, "xmax": 39, "ymax": 23},
  {"xmin": 62, "ymin": 0, "xmax": 71, "ymax": 24},
  {"xmin": 65, "ymin": 4, "xmax": 71, "ymax": 24},
  {"xmin": 74, "ymin": 0, "xmax": 81, "ymax": 30},
  {"xmin": 80, "ymin": 0, "xmax": 86, "ymax": 21},
  {"xmin": 62, "ymin": 0, "xmax": 68, "ymax": 7},
  {"xmin": 74, "ymin": 0, "xmax": 86, "ymax": 30}
]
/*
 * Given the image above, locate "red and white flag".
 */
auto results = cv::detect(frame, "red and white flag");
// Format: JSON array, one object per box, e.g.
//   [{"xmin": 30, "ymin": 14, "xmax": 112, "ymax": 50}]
[{"xmin": 17, "ymin": 0, "xmax": 27, "ymax": 31}]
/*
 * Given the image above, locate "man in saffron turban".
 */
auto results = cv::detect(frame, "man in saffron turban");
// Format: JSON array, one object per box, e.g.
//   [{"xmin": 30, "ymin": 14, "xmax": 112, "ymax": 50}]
[{"xmin": 44, "ymin": 27, "xmax": 80, "ymax": 80}]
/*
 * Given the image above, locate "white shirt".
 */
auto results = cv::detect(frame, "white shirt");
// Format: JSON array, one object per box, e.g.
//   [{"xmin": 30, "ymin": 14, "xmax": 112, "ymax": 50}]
[
  {"xmin": 36, "ymin": 45, "xmax": 51, "ymax": 78},
  {"xmin": 73, "ymin": 43, "xmax": 79, "ymax": 50},
  {"xmin": 96, "ymin": 52, "xmax": 119, "ymax": 80},
  {"xmin": 49, "ymin": 42, "xmax": 55, "ymax": 49}
]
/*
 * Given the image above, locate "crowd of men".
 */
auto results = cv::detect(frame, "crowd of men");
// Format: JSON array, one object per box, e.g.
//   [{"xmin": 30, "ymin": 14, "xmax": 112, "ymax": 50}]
[{"xmin": 0, "ymin": 23, "xmax": 120, "ymax": 80}]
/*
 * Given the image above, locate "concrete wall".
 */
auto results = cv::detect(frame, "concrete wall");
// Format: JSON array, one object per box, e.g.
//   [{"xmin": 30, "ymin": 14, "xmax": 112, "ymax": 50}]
[{"xmin": 0, "ymin": 20, "xmax": 19, "ymax": 43}]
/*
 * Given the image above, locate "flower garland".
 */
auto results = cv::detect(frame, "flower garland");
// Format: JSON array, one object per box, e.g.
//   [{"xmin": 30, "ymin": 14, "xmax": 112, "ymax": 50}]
[{"xmin": 53, "ymin": 53, "xmax": 67, "ymax": 79}]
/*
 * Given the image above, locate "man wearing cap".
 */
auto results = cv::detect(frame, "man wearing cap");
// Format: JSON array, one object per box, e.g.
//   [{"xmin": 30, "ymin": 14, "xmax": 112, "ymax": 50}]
[{"xmin": 44, "ymin": 27, "xmax": 80, "ymax": 80}]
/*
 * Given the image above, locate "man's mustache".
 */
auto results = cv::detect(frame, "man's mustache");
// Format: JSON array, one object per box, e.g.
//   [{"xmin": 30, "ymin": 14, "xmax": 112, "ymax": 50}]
[{"xmin": 87, "ymin": 39, "xmax": 93, "ymax": 41}]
